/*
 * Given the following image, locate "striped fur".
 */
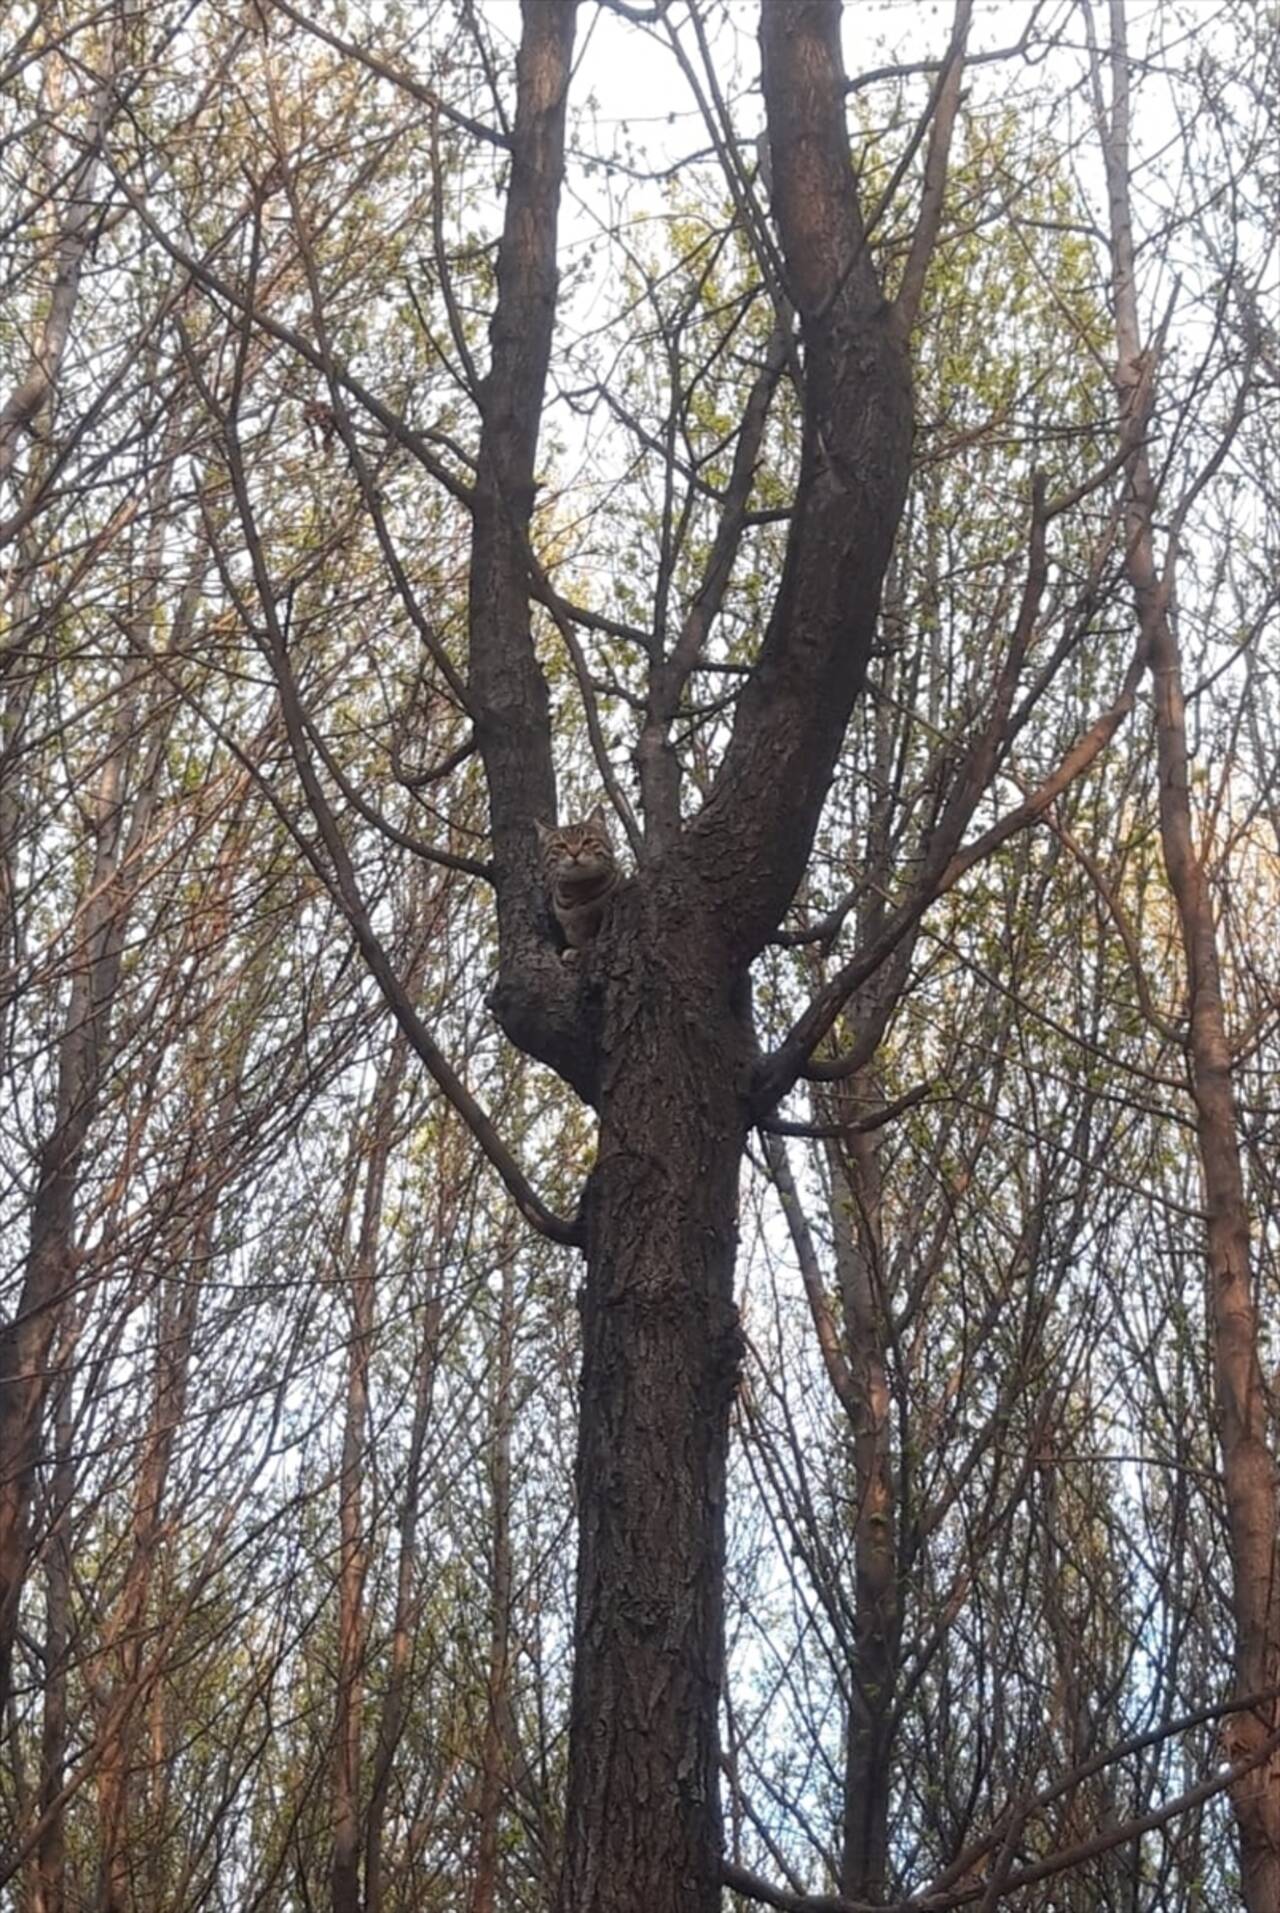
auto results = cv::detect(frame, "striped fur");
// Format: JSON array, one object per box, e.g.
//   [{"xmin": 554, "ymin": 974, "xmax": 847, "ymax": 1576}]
[{"xmin": 535, "ymin": 805, "xmax": 618, "ymax": 954}]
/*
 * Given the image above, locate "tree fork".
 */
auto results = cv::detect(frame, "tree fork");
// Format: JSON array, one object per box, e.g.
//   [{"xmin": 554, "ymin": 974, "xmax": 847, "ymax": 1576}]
[{"xmin": 465, "ymin": 4, "xmax": 943, "ymax": 1905}]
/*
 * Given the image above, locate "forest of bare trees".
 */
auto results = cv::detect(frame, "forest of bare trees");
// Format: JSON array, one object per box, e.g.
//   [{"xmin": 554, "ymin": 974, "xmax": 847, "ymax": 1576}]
[{"xmin": 1, "ymin": 1, "xmax": 1278, "ymax": 1908}]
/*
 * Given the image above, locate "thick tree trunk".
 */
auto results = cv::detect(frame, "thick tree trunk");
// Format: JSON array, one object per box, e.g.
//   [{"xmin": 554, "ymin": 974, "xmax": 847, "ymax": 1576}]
[
  {"xmin": 558, "ymin": 890, "xmax": 749, "ymax": 1913},
  {"xmin": 464, "ymin": 8, "xmax": 927, "ymax": 1906}
]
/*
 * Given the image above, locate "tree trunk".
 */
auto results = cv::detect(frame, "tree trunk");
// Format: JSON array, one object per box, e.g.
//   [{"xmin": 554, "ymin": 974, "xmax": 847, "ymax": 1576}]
[
  {"xmin": 365, "ymin": 1278, "xmax": 442, "ymax": 1913},
  {"xmin": 0, "ymin": 725, "xmax": 145, "ymax": 1705},
  {"xmin": 1090, "ymin": 4, "xmax": 1280, "ymax": 1898},
  {"xmin": 93, "ymin": 1117, "xmax": 217, "ymax": 1913},
  {"xmin": 30, "ymin": 1335, "xmax": 75, "ymax": 1913},
  {"xmin": 330, "ymin": 1261, "xmax": 371, "ymax": 1913},
  {"xmin": 0, "ymin": 416, "xmax": 173, "ymax": 1704},
  {"xmin": 828, "ymin": 1084, "xmax": 898, "ymax": 1904},
  {"xmin": 332, "ymin": 1046, "xmax": 406, "ymax": 1913},
  {"xmin": 0, "ymin": 20, "xmax": 123, "ymax": 485},
  {"xmin": 558, "ymin": 889, "xmax": 749, "ymax": 1913},
  {"xmin": 1147, "ymin": 546, "xmax": 1280, "ymax": 1907},
  {"xmin": 0, "ymin": 32, "xmax": 130, "ymax": 1707},
  {"xmin": 471, "ymin": 1242, "xmax": 516, "ymax": 1913},
  {"xmin": 463, "ymin": 6, "xmax": 926, "ymax": 1903},
  {"xmin": 766, "ymin": 1072, "xmax": 902, "ymax": 1905}
]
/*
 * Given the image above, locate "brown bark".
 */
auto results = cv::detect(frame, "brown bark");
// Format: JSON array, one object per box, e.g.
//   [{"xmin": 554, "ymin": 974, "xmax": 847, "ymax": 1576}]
[
  {"xmin": 0, "ymin": 46, "xmax": 131, "ymax": 1680},
  {"xmin": 0, "ymin": 390, "xmax": 178, "ymax": 1706},
  {"xmin": 331, "ymin": 1252, "xmax": 371, "ymax": 1913},
  {"xmin": 468, "ymin": 0, "xmax": 588, "ymax": 1099},
  {"xmin": 766, "ymin": 1070, "xmax": 901, "ymax": 1906},
  {"xmin": 1145, "ymin": 470, "xmax": 1280, "ymax": 1905},
  {"xmin": 92, "ymin": 1113, "xmax": 219, "ymax": 1913},
  {"xmin": 364, "ymin": 1278, "xmax": 442, "ymax": 1913},
  {"xmin": 461, "ymin": 3, "xmax": 927, "ymax": 1903},
  {"xmin": 331, "ymin": 1050, "xmax": 406, "ymax": 1913},
  {"xmin": 0, "ymin": 20, "xmax": 123, "ymax": 487},
  {"xmin": 471, "ymin": 1243, "xmax": 516, "ymax": 1913},
  {"xmin": 0, "ymin": 685, "xmax": 157, "ymax": 1707},
  {"xmin": 558, "ymin": 884, "xmax": 750, "ymax": 1913},
  {"xmin": 10, "ymin": 379, "xmax": 193, "ymax": 1796},
  {"xmin": 828, "ymin": 1088, "xmax": 898, "ymax": 1904},
  {"xmin": 30, "ymin": 1332, "xmax": 75, "ymax": 1913},
  {"xmin": 1091, "ymin": 3, "xmax": 1280, "ymax": 1901},
  {"xmin": 688, "ymin": 3, "xmax": 913, "ymax": 963}
]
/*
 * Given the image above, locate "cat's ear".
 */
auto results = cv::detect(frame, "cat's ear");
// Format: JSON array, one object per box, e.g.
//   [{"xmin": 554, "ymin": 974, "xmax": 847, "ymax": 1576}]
[
  {"xmin": 534, "ymin": 818, "xmax": 555, "ymax": 845},
  {"xmin": 586, "ymin": 803, "xmax": 608, "ymax": 831}
]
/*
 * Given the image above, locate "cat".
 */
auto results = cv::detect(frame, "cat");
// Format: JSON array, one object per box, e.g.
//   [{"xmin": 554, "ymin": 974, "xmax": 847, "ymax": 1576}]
[{"xmin": 535, "ymin": 805, "xmax": 618, "ymax": 958}]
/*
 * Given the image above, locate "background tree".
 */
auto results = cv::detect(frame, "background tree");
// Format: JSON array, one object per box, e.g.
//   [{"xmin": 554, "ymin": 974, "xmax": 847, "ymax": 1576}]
[{"xmin": 2, "ymin": 3, "xmax": 1277, "ymax": 1911}]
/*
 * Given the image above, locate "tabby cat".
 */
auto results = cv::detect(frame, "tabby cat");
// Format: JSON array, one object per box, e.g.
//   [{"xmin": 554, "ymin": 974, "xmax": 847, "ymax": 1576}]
[{"xmin": 535, "ymin": 805, "xmax": 618, "ymax": 956}]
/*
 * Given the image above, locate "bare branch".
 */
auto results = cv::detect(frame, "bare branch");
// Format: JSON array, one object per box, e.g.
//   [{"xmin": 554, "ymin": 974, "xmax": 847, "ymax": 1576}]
[
  {"xmin": 185, "ymin": 342, "xmax": 581, "ymax": 1247},
  {"xmin": 893, "ymin": 0, "xmax": 973, "ymax": 335},
  {"xmin": 267, "ymin": 0, "xmax": 510, "ymax": 149}
]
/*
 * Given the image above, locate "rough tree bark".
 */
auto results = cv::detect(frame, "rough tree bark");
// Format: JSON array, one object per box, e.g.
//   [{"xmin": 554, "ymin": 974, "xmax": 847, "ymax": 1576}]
[{"xmin": 463, "ymin": 5, "xmax": 936, "ymax": 1906}]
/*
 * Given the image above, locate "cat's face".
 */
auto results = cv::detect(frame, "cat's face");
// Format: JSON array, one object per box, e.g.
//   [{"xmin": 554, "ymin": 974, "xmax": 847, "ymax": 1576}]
[{"xmin": 535, "ymin": 805, "xmax": 615, "ymax": 882}]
